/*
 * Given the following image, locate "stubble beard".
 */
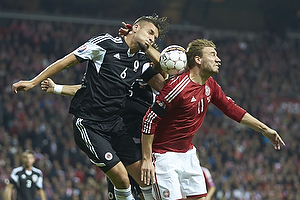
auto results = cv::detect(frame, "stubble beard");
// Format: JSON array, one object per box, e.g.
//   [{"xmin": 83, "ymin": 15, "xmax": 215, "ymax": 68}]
[{"xmin": 137, "ymin": 42, "xmax": 147, "ymax": 52}]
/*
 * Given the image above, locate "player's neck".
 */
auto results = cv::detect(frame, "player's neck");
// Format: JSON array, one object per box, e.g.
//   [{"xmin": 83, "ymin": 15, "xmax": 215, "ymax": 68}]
[
  {"xmin": 24, "ymin": 165, "xmax": 32, "ymax": 171},
  {"xmin": 124, "ymin": 35, "xmax": 139, "ymax": 54},
  {"xmin": 189, "ymin": 67, "xmax": 210, "ymax": 85}
]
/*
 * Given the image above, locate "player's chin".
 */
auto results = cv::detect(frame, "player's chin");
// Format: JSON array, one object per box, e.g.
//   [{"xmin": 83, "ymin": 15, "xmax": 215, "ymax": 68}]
[
  {"xmin": 210, "ymin": 70, "xmax": 219, "ymax": 75},
  {"xmin": 214, "ymin": 67, "xmax": 220, "ymax": 73},
  {"xmin": 137, "ymin": 42, "xmax": 147, "ymax": 52}
]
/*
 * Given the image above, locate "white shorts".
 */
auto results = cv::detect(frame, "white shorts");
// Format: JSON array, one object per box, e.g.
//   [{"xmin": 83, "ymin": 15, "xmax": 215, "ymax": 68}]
[{"xmin": 152, "ymin": 147, "xmax": 207, "ymax": 200}]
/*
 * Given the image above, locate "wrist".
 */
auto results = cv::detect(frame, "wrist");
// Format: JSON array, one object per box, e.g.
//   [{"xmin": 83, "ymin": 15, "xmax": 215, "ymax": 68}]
[{"xmin": 53, "ymin": 84, "xmax": 63, "ymax": 94}]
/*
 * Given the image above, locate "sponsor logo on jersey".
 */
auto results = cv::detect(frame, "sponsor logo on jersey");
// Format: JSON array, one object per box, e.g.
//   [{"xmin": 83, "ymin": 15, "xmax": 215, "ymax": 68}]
[
  {"xmin": 32, "ymin": 174, "xmax": 38, "ymax": 183},
  {"xmin": 205, "ymin": 85, "xmax": 211, "ymax": 96},
  {"xmin": 105, "ymin": 152, "xmax": 113, "ymax": 161},
  {"xmin": 108, "ymin": 192, "xmax": 114, "ymax": 199},
  {"xmin": 113, "ymin": 53, "xmax": 121, "ymax": 60},
  {"xmin": 156, "ymin": 100, "xmax": 166, "ymax": 109},
  {"xmin": 191, "ymin": 96, "xmax": 197, "ymax": 102},
  {"xmin": 77, "ymin": 44, "xmax": 87, "ymax": 53},
  {"xmin": 133, "ymin": 60, "xmax": 139, "ymax": 72}
]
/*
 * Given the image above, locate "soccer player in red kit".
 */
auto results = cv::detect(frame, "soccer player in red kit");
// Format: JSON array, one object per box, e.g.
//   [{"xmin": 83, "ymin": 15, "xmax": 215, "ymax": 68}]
[{"xmin": 141, "ymin": 39, "xmax": 285, "ymax": 200}]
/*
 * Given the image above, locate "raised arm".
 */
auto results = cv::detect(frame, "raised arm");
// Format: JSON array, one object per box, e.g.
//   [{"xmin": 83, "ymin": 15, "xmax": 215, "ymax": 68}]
[
  {"xmin": 240, "ymin": 112, "xmax": 285, "ymax": 150},
  {"xmin": 12, "ymin": 53, "xmax": 79, "ymax": 93},
  {"xmin": 41, "ymin": 78, "xmax": 80, "ymax": 96},
  {"xmin": 146, "ymin": 45, "xmax": 168, "ymax": 79}
]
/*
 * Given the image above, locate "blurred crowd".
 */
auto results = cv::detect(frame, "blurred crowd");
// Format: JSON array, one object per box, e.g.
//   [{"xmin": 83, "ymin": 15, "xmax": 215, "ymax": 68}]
[{"xmin": 0, "ymin": 19, "xmax": 299, "ymax": 200}]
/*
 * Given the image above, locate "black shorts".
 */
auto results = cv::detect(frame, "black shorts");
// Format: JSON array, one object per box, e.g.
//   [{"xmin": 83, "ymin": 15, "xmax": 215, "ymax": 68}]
[{"xmin": 72, "ymin": 116, "xmax": 141, "ymax": 173}]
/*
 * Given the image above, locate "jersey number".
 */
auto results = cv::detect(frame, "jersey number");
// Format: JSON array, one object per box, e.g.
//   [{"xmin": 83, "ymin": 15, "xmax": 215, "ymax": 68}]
[
  {"xmin": 198, "ymin": 99, "xmax": 204, "ymax": 114},
  {"xmin": 120, "ymin": 68, "xmax": 128, "ymax": 79},
  {"xmin": 26, "ymin": 180, "xmax": 32, "ymax": 188}
]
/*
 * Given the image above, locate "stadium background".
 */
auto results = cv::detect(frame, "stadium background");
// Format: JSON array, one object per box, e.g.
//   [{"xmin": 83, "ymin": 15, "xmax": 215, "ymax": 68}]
[{"xmin": 0, "ymin": 0, "xmax": 300, "ymax": 199}]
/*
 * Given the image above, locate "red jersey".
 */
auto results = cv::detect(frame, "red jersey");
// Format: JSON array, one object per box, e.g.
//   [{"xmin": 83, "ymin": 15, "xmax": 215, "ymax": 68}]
[{"xmin": 142, "ymin": 71, "xmax": 246, "ymax": 153}]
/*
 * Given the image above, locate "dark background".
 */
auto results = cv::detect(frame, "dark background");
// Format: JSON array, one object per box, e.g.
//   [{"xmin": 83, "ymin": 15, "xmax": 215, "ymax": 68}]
[{"xmin": 1, "ymin": 0, "xmax": 300, "ymax": 33}]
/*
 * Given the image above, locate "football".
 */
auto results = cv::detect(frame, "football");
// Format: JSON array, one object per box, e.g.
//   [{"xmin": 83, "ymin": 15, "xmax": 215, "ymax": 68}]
[{"xmin": 159, "ymin": 45, "xmax": 187, "ymax": 75}]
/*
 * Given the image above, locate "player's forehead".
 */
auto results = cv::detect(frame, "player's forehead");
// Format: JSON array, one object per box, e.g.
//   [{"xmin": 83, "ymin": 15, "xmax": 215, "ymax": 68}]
[
  {"xmin": 23, "ymin": 152, "xmax": 34, "ymax": 158},
  {"xmin": 141, "ymin": 21, "xmax": 159, "ymax": 38},
  {"xmin": 203, "ymin": 47, "xmax": 217, "ymax": 55}
]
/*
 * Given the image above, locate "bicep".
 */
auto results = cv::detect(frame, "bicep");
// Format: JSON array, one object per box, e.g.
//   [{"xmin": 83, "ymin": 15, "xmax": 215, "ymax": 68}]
[{"xmin": 63, "ymin": 53, "xmax": 80, "ymax": 69}]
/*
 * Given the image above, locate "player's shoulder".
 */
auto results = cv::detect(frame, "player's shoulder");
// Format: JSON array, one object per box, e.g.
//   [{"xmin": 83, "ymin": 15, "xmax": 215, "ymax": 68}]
[
  {"xmin": 31, "ymin": 167, "xmax": 43, "ymax": 175},
  {"xmin": 206, "ymin": 77, "xmax": 221, "ymax": 89},
  {"xmin": 88, "ymin": 33, "xmax": 123, "ymax": 46},
  {"xmin": 207, "ymin": 77, "xmax": 217, "ymax": 84},
  {"xmin": 160, "ymin": 72, "xmax": 190, "ymax": 103},
  {"xmin": 167, "ymin": 71, "xmax": 190, "ymax": 86},
  {"xmin": 11, "ymin": 166, "xmax": 24, "ymax": 174}
]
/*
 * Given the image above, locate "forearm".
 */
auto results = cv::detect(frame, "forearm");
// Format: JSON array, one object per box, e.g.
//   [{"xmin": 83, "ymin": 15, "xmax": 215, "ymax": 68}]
[
  {"xmin": 206, "ymin": 186, "xmax": 216, "ymax": 199},
  {"xmin": 240, "ymin": 112, "xmax": 271, "ymax": 133},
  {"xmin": 146, "ymin": 46, "xmax": 168, "ymax": 79},
  {"xmin": 59, "ymin": 85, "xmax": 81, "ymax": 96},
  {"xmin": 145, "ymin": 45, "xmax": 160, "ymax": 65},
  {"xmin": 147, "ymin": 74, "xmax": 166, "ymax": 92},
  {"xmin": 32, "ymin": 53, "xmax": 79, "ymax": 86},
  {"xmin": 142, "ymin": 134, "xmax": 154, "ymax": 161}
]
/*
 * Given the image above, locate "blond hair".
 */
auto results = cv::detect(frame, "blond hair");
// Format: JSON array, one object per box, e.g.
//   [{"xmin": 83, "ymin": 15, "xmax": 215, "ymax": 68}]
[{"xmin": 186, "ymin": 39, "xmax": 216, "ymax": 69}]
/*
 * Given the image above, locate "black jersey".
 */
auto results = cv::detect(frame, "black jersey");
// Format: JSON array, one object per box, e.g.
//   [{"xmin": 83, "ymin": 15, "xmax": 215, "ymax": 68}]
[
  {"xmin": 69, "ymin": 33, "xmax": 154, "ymax": 122},
  {"xmin": 9, "ymin": 166, "xmax": 43, "ymax": 200},
  {"xmin": 121, "ymin": 78, "xmax": 157, "ymax": 140}
]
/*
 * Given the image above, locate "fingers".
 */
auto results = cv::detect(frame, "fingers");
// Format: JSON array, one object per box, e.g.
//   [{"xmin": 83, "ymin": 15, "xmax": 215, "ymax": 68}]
[
  {"xmin": 12, "ymin": 84, "xmax": 18, "ymax": 93},
  {"xmin": 12, "ymin": 83, "xmax": 24, "ymax": 93},
  {"xmin": 141, "ymin": 168, "xmax": 155, "ymax": 185},
  {"xmin": 141, "ymin": 169, "xmax": 150, "ymax": 185},
  {"xmin": 272, "ymin": 134, "xmax": 286, "ymax": 150},
  {"xmin": 151, "ymin": 170, "xmax": 156, "ymax": 184},
  {"xmin": 121, "ymin": 22, "xmax": 132, "ymax": 30},
  {"xmin": 144, "ymin": 170, "xmax": 151, "ymax": 185},
  {"xmin": 278, "ymin": 135, "xmax": 286, "ymax": 146},
  {"xmin": 41, "ymin": 80, "xmax": 49, "ymax": 91},
  {"xmin": 125, "ymin": 23, "xmax": 132, "ymax": 30}
]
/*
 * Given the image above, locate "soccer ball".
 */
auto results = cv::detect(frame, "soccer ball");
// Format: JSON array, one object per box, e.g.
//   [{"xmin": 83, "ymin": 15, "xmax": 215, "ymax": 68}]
[{"xmin": 159, "ymin": 45, "xmax": 187, "ymax": 75}]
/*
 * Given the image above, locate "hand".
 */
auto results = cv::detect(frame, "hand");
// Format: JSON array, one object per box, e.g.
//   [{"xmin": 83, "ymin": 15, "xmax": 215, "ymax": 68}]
[
  {"xmin": 41, "ymin": 78, "xmax": 55, "ymax": 93},
  {"xmin": 12, "ymin": 80, "xmax": 35, "ymax": 93},
  {"xmin": 141, "ymin": 159, "xmax": 156, "ymax": 185},
  {"xmin": 119, "ymin": 22, "xmax": 132, "ymax": 37},
  {"xmin": 262, "ymin": 129, "xmax": 285, "ymax": 150}
]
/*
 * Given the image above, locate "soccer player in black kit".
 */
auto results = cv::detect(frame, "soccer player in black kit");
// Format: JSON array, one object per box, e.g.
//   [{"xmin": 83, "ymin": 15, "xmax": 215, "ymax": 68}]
[
  {"xmin": 41, "ymin": 75, "xmax": 157, "ymax": 200},
  {"xmin": 12, "ymin": 15, "xmax": 168, "ymax": 200},
  {"xmin": 4, "ymin": 150, "xmax": 47, "ymax": 200}
]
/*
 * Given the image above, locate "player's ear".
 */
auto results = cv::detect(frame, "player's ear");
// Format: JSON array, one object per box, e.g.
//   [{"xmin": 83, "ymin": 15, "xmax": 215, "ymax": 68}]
[
  {"xmin": 132, "ymin": 24, "xmax": 139, "ymax": 32},
  {"xmin": 194, "ymin": 56, "xmax": 201, "ymax": 65}
]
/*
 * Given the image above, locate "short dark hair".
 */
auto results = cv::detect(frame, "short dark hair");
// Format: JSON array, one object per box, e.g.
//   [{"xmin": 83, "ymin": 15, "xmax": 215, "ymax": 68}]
[
  {"xmin": 23, "ymin": 150, "xmax": 35, "ymax": 156},
  {"xmin": 133, "ymin": 14, "xmax": 169, "ymax": 38}
]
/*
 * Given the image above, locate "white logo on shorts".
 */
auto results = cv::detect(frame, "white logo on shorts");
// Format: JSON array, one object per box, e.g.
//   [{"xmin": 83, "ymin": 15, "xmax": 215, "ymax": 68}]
[{"xmin": 105, "ymin": 152, "xmax": 113, "ymax": 161}]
